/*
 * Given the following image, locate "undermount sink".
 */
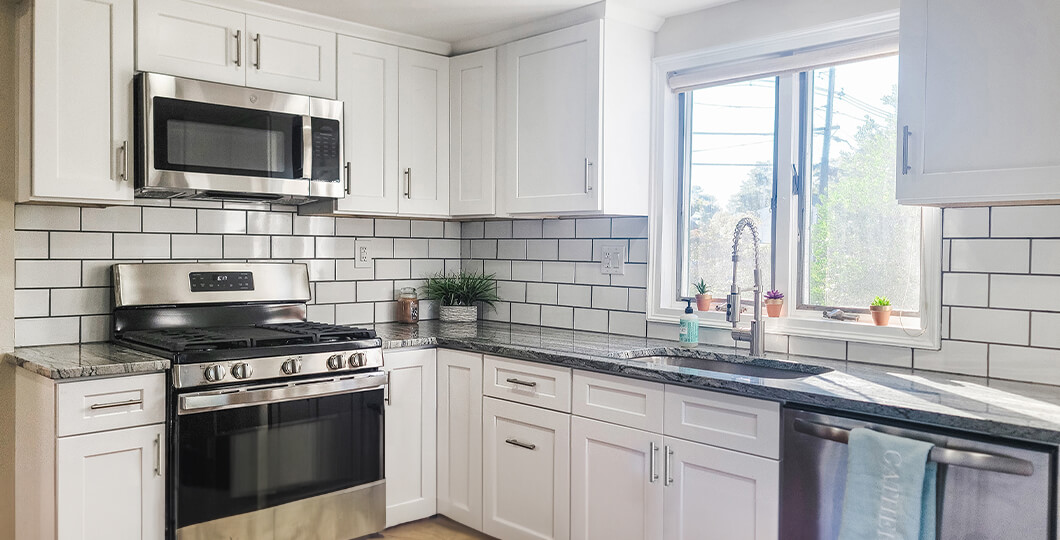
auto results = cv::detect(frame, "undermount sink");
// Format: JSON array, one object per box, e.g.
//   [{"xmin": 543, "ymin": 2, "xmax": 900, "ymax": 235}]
[{"xmin": 632, "ymin": 355, "xmax": 831, "ymax": 380}]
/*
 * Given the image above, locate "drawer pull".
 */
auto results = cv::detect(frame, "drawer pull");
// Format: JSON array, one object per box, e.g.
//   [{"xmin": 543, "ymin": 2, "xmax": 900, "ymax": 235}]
[
  {"xmin": 649, "ymin": 442, "xmax": 659, "ymax": 483},
  {"xmin": 89, "ymin": 398, "xmax": 143, "ymax": 410},
  {"xmin": 506, "ymin": 377, "xmax": 537, "ymax": 388},
  {"xmin": 505, "ymin": 438, "xmax": 536, "ymax": 451},
  {"xmin": 664, "ymin": 445, "xmax": 674, "ymax": 486}
]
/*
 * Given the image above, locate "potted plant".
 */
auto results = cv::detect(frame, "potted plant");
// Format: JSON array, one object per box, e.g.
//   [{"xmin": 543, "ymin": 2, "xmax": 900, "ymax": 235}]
[
  {"xmin": 423, "ymin": 272, "xmax": 500, "ymax": 322},
  {"xmin": 764, "ymin": 290, "xmax": 784, "ymax": 317},
  {"xmin": 692, "ymin": 279, "xmax": 712, "ymax": 311},
  {"xmin": 869, "ymin": 296, "xmax": 892, "ymax": 326}
]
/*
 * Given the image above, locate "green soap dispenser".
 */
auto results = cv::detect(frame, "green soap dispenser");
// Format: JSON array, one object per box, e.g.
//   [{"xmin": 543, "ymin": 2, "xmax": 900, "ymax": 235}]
[{"xmin": 679, "ymin": 298, "xmax": 698, "ymax": 348}]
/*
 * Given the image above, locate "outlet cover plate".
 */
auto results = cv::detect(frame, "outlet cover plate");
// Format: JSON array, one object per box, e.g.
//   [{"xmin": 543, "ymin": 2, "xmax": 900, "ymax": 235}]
[
  {"xmin": 355, "ymin": 240, "xmax": 372, "ymax": 269},
  {"xmin": 600, "ymin": 243, "xmax": 625, "ymax": 275}
]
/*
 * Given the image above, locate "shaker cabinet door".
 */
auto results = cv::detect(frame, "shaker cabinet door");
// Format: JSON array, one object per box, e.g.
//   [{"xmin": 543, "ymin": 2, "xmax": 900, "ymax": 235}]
[
  {"xmin": 398, "ymin": 48, "xmax": 451, "ymax": 217},
  {"xmin": 437, "ymin": 349, "xmax": 484, "ymax": 530},
  {"xmin": 244, "ymin": 15, "xmax": 336, "ymax": 98},
  {"xmin": 450, "ymin": 49, "xmax": 498, "ymax": 217},
  {"xmin": 136, "ymin": 0, "xmax": 246, "ymax": 86},
  {"xmin": 383, "ymin": 348, "xmax": 438, "ymax": 527}
]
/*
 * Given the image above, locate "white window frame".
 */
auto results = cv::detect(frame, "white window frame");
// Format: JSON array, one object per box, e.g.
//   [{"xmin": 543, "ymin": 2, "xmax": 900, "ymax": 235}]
[{"xmin": 648, "ymin": 11, "xmax": 942, "ymax": 350}]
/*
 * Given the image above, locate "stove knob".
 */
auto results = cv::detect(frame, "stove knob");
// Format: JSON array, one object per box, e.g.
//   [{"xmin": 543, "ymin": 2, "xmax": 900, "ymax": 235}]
[
  {"xmin": 326, "ymin": 354, "xmax": 345, "ymax": 370},
  {"xmin": 281, "ymin": 357, "xmax": 302, "ymax": 375},
  {"xmin": 348, "ymin": 352, "xmax": 366, "ymax": 368},
  {"xmin": 231, "ymin": 363, "xmax": 253, "ymax": 379},
  {"xmin": 203, "ymin": 364, "xmax": 227, "ymax": 382}
]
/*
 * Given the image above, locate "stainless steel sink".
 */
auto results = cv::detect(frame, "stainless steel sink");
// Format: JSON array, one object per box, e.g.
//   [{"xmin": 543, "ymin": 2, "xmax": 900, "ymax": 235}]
[{"xmin": 633, "ymin": 355, "xmax": 831, "ymax": 380}]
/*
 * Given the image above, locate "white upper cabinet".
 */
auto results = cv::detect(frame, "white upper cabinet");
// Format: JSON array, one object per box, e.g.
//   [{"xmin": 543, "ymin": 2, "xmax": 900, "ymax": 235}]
[
  {"xmin": 450, "ymin": 48, "xmax": 498, "ymax": 217},
  {"xmin": 137, "ymin": 0, "xmax": 337, "ymax": 98},
  {"xmin": 398, "ymin": 48, "xmax": 451, "ymax": 216},
  {"xmin": 18, "ymin": 0, "xmax": 135, "ymax": 204},
  {"xmin": 500, "ymin": 19, "xmax": 652, "ymax": 216},
  {"xmin": 897, "ymin": 0, "xmax": 1060, "ymax": 205}
]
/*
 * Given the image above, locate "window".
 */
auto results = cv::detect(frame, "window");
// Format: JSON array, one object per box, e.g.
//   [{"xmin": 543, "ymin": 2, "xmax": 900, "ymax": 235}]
[{"xmin": 651, "ymin": 17, "xmax": 942, "ymax": 348}]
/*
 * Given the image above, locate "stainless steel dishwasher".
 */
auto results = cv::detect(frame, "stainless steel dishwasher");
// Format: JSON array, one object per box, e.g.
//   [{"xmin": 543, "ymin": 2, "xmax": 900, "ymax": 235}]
[{"xmin": 781, "ymin": 407, "xmax": 1057, "ymax": 539}]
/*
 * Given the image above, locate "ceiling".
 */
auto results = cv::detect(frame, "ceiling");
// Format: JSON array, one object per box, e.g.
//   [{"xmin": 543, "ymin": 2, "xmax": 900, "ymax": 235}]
[{"xmin": 256, "ymin": 0, "xmax": 734, "ymax": 45}]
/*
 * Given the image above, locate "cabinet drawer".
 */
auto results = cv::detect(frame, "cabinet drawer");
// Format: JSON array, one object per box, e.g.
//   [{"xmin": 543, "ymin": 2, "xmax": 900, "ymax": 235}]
[
  {"xmin": 483, "ymin": 356, "xmax": 571, "ymax": 413},
  {"xmin": 572, "ymin": 371, "xmax": 664, "ymax": 433},
  {"xmin": 663, "ymin": 385, "xmax": 780, "ymax": 459},
  {"xmin": 56, "ymin": 374, "xmax": 166, "ymax": 437}
]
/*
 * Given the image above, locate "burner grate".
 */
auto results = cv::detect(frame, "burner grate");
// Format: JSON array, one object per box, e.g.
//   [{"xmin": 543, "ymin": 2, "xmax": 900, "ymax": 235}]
[
  {"xmin": 121, "ymin": 328, "xmax": 253, "ymax": 352},
  {"xmin": 257, "ymin": 322, "xmax": 376, "ymax": 343}
]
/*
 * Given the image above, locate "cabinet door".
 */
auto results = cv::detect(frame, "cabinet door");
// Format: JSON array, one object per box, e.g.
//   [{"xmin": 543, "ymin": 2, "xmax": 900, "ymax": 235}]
[
  {"xmin": 571, "ymin": 416, "xmax": 664, "ymax": 540},
  {"xmin": 398, "ymin": 48, "xmax": 451, "ymax": 216},
  {"xmin": 383, "ymin": 349, "xmax": 437, "ymax": 527},
  {"xmin": 335, "ymin": 36, "xmax": 400, "ymax": 215},
  {"xmin": 483, "ymin": 397, "xmax": 570, "ymax": 540},
  {"xmin": 450, "ymin": 49, "xmax": 497, "ymax": 216},
  {"xmin": 23, "ymin": 0, "xmax": 134, "ymax": 203},
  {"xmin": 437, "ymin": 349, "xmax": 484, "ymax": 530},
  {"xmin": 896, "ymin": 0, "xmax": 1060, "ymax": 205},
  {"xmin": 136, "ymin": 0, "xmax": 245, "ymax": 87},
  {"xmin": 56, "ymin": 423, "xmax": 165, "ymax": 540},
  {"xmin": 502, "ymin": 21, "xmax": 602, "ymax": 214},
  {"xmin": 663, "ymin": 437, "xmax": 779, "ymax": 540},
  {"xmin": 244, "ymin": 16, "xmax": 336, "ymax": 98}
]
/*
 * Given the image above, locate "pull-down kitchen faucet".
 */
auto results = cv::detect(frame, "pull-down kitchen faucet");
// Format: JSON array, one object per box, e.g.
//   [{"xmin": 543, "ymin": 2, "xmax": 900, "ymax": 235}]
[{"xmin": 726, "ymin": 218, "xmax": 765, "ymax": 356}]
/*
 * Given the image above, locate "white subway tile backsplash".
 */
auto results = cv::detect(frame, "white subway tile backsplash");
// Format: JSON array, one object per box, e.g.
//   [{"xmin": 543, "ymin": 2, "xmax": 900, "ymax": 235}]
[
  {"xmin": 949, "ymin": 239, "xmax": 1029, "ymax": 273},
  {"xmin": 315, "ymin": 237, "xmax": 356, "ymax": 259},
  {"xmin": 611, "ymin": 217, "xmax": 649, "ymax": 238},
  {"xmin": 991, "ymin": 206, "xmax": 1060, "ymax": 238},
  {"xmin": 80, "ymin": 315, "xmax": 111, "ymax": 342},
  {"xmin": 526, "ymin": 282, "xmax": 558, "ymax": 304},
  {"xmin": 941, "ymin": 273, "xmax": 989, "ymax": 307},
  {"xmin": 629, "ymin": 239, "xmax": 649, "ymax": 263},
  {"xmin": 461, "ymin": 221, "xmax": 484, "ymax": 239},
  {"xmin": 574, "ymin": 262, "xmax": 609, "ymax": 285},
  {"xmin": 14, "ymin": 289, "xmax": 49, "ymax": 318},
  {"xmin": 1031, "ymin": 239, "xmax": 1060, "ymax": 275},
  {"xmin": 558, "ymin": 239, "xmax": 592, "ymax": 261},
  {"xmin": 444, "ymin": 221, "xmax": 461, "ymax": 239},
  {"xmin": 293, "ymin": 215, "xmax": 335, "ymax": 236},
  {"xmin": 412, "ymin": 259, "xmax": 445, "ymax": 279},
  {"xmin": 540, "ymin": 305, "xmax": 574, "ymax": 329},
  {"xmin": 411, "ymin": 220, "xmax": 444, "ymax": 238},
  {"xmin": 557, "ymin": 284, "xmax": 592, "ymax": 307},
  {"xmin": 335, "ymin": 260, "xmax": 374, "ymax": 281},
  {"xmin": 302, "ymin": 259, "xmax": 336, "ymax": 282},
  {"xmin": 1030, "ymin": 312, "xmax": 1060, "ymax": 349},
  {"xmin": 484, "ymin": 220, "xmax": 513, "ymax": 239},
  {"xmin": 82, "ymin": 206, "xmax": 141, "ymax": 232},
  {"xmin": 15, "ymin": 231, "xmax": 48, "ymax": 259},
  {"xmin": 609, "ymin": 311, "xmax": 646, "ymax": 336},
  {"xmin": 497, "ymin": 281, "xmax": 527, "ymax": 303},
  {"xmin": 510, "ymin": 260, "xmax": 542, "ymax": 282},
  {"xmin": 271, "ymin": 236, "xmax": 315, "ymax": 259},
  {"xmin": 429, "ymin": 239, "xmax": 461, "ymax": 258},
  {"xmin": 541, "ymin": 261, "xmax": 575, "ymax": 283},
  {"xmin": 247, "ymin": 211, "xmax": 293, "ymax": 235},
  {"xmin": 950, "ymin": 307, "xmax": 1029, "ymax": 345},
  {"xmin": 51, "ymin": 288, "xmax": 110, "ymax": 316},
  {"xmin": 315, "ymin": 281, "xmax": 358, "ymax": 304},
  {"xmin": 357, "ymin": 281, "xmax": 394, "ymax": 302},
  {"xmin": 375, "ymin": 259, "xmax": 411, "ymax": 280},
  {"xmin": 611, "ymin": 263, "xmax": 648, "ymax": 288},
  {"xmin": 988, "ymin": 345, "xmax": 1060, "ymax": 385},
  {"xmin": 15, "ymin": 205, "xmax": 79, "ymax": 231},
  {"xmin": 51, "ymin": 232, "xmax": 113, "ymax": 259},
  {"xmin": 526, "ymin": 239, "xmax": 559, "ymax": 260},
  {"xmin": 989, "ymin": 274, "xmax": 1060, "ymax": 311},
  {"xmin": 497, "ymin": 240, "xmax": 527, "ymax": 260},
  {"xmin": 376, "ymin": 219, "xmax": 411, "ymax": 237},
  {"xmin": 542, "ymin": 219, "xmax": 575, "ymax": 238},
  {"xmin": 336, "ymin": 303, "xmax": 374, "ymax": 325},
  {"xmin": 483, "ymin": 301, "xmax": 511, "ymax": 322},
  {"xmin": 513, "ymin": 220, "xmax": 543, "ymax": 238},
  {"xmin": 335, "ymin": 217, "xmax": 374, "ymax": 236},
  {"xmin": 942, "ymin": 207, "xmax": 989, "ymax": 238},
  {"xmin": 15, "ymin": 317, "xmax": 80, "ymax": 347},
  {"xmin": 574, "ymin": 308, "xmax": 608, "ymax": 332},
  {"xmin": 511, "ymin": 303, "xmax": 541, "ymax": 325},
  {"xmin": 197, "ymin": 210, "xmax": 246, "ymax": 234},
  {"xmin": 306, "ymin": 304, "xmax": 336, "ymax": 324},
  {"xmin": 483, "ymin": 260, "xmax": 512, "ymax": 280},
  {"xmin": 142, "ymin": 207, "xmax": 196, "ymax": 233},
  {"xmin": 591, "ymin": 286, "xmax": 627, "ymax": 311},
  {"xmin": 628, "ymin": 288, "xmax": 647, "ymax": 313},
  {"xmin": 114, "ymin": 233, "xmax": 170, "ymax": 259},
  {"xmin": 576, "ymin": 218, "xmax": 611, "ymax": 238},
  {"xmin": 16, "ymin": 260, "xmax": 82, "ymax": 288},
  {"xmin": 223, "ymin": 235, "xmax": 271, "ymax": 259},
  {"xmin": 913, "ymin": 340, "xmax": 988, "ymax": 376},
  {"xmin": 395, "ymin": 239, "xmax": 429, "ymax": 258},
  {"xmin": 169, "ymin": 235, "xmax": 221, "ymax": 259},
  {"xmin": 82, "ymin": 260, "xmax": 135, "ymax": 287},
  {"xmin": 471, "ymin": 239, "xmax": 497, "ymax": 259}
]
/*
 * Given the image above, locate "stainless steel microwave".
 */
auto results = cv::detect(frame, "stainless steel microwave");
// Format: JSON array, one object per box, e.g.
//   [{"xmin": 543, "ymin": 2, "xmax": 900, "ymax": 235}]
[{"xmin": 134, "ymin": 73, "xmax": 344, "ymax": 204}]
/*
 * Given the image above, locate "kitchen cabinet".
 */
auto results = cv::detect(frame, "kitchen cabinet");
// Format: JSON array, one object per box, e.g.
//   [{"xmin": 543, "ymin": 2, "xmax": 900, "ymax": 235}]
[
  {"xmin": 137, "ymin": 0, "xmax": 336, "ymax": 98},
  {"xmin": 382, "ymin": 348, "xmax": 438, "ymax": 527},
  {"xmin": 571, "ymin": 416, "xmax": 664, "ymax": 540},
  {"xmin": 499, "ymin": 19, "xmax": 653, "ymax": 215},
  {"xmin": 437, "ymin": 350, "xmax": 484, "ymax": 530},
  {"xmin": 56, "ymin": 424, "xmax": 166, "ymax": 540},
  {"xmin": 896, "ymin": 0, "xmax": 1060, "ymax": 205},
  {"xmin": 450, "ymin": 48, "xmax": 499, "ymax": 217},
  {"xmin": 398, "ymin": 49, "xmax": 451, "ymax": 216},
  {"xmin": 17, "ymin": 0, "xmax": 135, "ymax": 205},
  {"xmin": 483, "ymin": 396, "xmax": 571, "ymax": 540}
]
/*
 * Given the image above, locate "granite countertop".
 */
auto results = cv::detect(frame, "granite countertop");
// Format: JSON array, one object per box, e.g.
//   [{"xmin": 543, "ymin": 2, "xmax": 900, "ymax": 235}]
[{"xmin": 10, "ymin": 321, "xmax": 1060, "ymax": 446}]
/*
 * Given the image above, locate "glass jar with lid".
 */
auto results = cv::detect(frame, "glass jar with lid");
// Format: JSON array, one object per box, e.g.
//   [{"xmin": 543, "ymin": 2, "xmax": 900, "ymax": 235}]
[{"xmin": 397, "ymin": 287, "xmax": 419, "ymax": 324}]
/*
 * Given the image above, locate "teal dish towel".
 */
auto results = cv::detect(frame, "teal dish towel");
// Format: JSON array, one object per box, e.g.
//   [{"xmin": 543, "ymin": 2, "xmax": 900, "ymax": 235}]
[{"xmin": 838, "ymin": 428, "xmax": 938, "ymax": 540}]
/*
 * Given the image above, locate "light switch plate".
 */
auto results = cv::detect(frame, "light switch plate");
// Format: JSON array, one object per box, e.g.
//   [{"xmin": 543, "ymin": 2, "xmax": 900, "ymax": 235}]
[
  {"xmin": 600, "ymin": 243, "xmax": 625, "ymax": 275},
  {"xmin": 355, "ymin": 240, "xmax": 372, "ymax": 269}
]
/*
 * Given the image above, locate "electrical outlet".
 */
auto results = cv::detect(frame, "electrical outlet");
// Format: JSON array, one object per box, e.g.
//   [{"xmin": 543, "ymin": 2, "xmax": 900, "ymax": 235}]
[
  {"xmin": 355, "ymin": 240, "xmax": 372, "ymax": 269},
  {"xmin": 600, "ymin": 244, "xmax": 625, "ymax": 275}
]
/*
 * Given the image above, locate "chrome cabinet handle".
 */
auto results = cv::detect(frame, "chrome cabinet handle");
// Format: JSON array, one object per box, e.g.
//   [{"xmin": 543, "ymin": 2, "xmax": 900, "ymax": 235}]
[
  {"xmin": 90, "ymin": 397, "xmax": 142, "ymax": 410},
  {"xmin": 344, "ymin": 162, "xmax": 351, "ymax": 195},
  {"xmin": 505, "ymin": 438, "xmax": 536, "ymax": 451},
  {"xmin": 253, "ymin": 33, "xmax": 261, "ymax": 70},
  {"xmin": 584, "ymin": 158, "xmax": 593, "ymax": 193},
  {"xmin": 649, "ymin": 442, "xmax": 659, "ymax": 483},
  {"xmin": 233, "ymin": 30, "xmax": 242, "ymax": 67},
  {"xmin": 792, "ymin": 419, "xmax": 1034, "ymax": 476},
  {"xmin": 403, "ymin": 168, "xmax": 411, "ymax": 198},
  {"xmin": 118, "ymin": 141, "xmax": 128, "ymax": 182},
  {"xmin": 505, "ymin": 377, "xmax": 537, "ymax": 388},
  {"xmin": 153, "ymin": 434, "xmax": 161, "ymax": 477},
  {"xmin": 901, "ymin": 125, "xmax": 912, "ymax": 175},
  {"xmin": 385, "ymin": 371, "xmax": 392, "ymax": 405},
  {"xmin": 664, "ymin": 445, "xmax": 674, "ymax": 486}
]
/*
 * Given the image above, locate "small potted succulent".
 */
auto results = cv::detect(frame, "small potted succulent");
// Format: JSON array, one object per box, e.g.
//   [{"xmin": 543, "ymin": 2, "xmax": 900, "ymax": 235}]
[
  {"xmin": 764, "ymin": 289, "xmax": 784, "ymax": 317},
  {"xmin": 423, "ymin": 272, "xmax": 500, "ymax": 322},
  {"xmin": 869, "ymin": 296, "xmax": 892, "ymax": 326},
  {"xmin": 693, "ymin": 279, "xmax": 712, "ymax": 311}
]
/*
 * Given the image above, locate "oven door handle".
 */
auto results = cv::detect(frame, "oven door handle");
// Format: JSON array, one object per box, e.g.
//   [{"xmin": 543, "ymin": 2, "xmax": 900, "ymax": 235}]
[{"xmin": 178, "ymin": 371, "xmax": 387, "ymax": 415}]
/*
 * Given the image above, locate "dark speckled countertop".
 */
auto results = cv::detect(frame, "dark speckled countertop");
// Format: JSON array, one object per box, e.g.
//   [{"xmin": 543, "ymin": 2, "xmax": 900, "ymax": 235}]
[{"xmin": 9, "ymin": 321, "xmax": 1060, "ymax": 445}]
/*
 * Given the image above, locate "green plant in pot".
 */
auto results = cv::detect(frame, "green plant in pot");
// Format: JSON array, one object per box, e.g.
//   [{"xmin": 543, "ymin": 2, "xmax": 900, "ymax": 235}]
[
  {"xmin": 423, "ymin": 272, "xmax": 500, "ymax": 322},
  {"xmin": 869, "ymin": 296, "xmax": 892, "ymax": 326},
  {"xmin": 692, "ymin": 279, "xmax": 712, "ymax": 311}
]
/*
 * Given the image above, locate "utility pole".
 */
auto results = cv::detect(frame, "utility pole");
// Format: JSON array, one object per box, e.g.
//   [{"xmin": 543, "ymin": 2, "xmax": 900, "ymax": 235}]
[{"xmin": 819, "ymin": 67, "xmax": 836, "ymax": 199}]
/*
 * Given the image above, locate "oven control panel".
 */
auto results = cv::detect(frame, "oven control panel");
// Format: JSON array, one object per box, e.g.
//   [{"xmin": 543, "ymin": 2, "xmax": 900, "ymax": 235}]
[
  {"xmin": 189, "ymin": 272, "xmax": 254, "ymax": 292},
  {"xmin": 172, "ymin": 346, "xmax": 384, "ymax": 389}
]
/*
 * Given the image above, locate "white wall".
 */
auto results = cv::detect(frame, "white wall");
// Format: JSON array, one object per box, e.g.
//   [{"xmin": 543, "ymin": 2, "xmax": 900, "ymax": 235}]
[
  {"xmin": 654, "ymin": 0, "xmax": 899, "ymax": 57},
  {"xmin": 0, "ymin": 0, "xmax": 18, "ymax": 536}
]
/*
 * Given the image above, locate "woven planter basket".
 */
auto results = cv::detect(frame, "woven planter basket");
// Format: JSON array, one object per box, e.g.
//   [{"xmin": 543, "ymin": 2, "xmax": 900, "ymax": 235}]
[{"xmin": 440, "ymin": 305, "xmax": 478, "ymax": 323}]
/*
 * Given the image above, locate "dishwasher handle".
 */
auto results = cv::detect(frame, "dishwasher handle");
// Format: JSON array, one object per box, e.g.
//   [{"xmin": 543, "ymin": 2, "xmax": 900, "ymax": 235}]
[{"xmin": 792, "ymin": 418, "xmax": 1035, "ymax": 476}]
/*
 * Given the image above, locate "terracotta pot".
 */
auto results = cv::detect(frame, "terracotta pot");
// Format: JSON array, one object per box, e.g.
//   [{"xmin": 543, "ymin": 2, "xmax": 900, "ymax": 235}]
[
  {"xmin": 869, "ymin": 305, "xmax": 892, "ymax": 326},
  {"xmin": 764, "ymin": 298, "xmax": 783, "ymax": 317},
  {"xmin": 440, "ymin": 305, "xmax": 478, "ymax": 322},
  {"xmin": 694, "ymin": 294, "xmax": 712, "ymax": 311}
]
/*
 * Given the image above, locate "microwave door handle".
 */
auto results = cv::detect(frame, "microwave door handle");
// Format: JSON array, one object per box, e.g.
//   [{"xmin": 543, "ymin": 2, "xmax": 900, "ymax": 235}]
[{"xmin": 302, "ymin": 115, "xmax": 313, "ymax": 181}]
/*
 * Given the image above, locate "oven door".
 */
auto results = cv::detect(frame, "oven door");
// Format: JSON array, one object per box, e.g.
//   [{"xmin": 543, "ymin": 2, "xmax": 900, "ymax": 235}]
[{"xmin": 172, "ymin": 372, "xmax": 386, "ymax": 539}]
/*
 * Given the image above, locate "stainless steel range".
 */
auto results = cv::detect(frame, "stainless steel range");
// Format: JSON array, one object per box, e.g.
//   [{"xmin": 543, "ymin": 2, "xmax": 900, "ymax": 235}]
[{"xmin": 112, "ymin": 262, "xmax": 386, "ymax": 540}]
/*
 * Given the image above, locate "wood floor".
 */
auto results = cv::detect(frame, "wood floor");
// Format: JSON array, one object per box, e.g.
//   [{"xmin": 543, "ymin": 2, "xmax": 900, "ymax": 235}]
[{"xmin": 370, "ymin": 516, "xmax": 496, "ymax": 540}]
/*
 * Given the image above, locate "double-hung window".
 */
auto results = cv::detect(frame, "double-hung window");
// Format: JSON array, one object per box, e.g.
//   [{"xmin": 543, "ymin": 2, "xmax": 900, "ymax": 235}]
[{"xmin": 651, "ymin": 16, "xmax": 942, "ymax": 348}]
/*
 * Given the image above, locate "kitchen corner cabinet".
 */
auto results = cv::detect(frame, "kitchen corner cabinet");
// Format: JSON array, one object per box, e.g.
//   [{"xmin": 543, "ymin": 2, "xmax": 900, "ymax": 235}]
[
  {"xmin": 896, "ymin": 0, "xmax": 1060, "ymax": 205},
  {"xmin": 17, "ymin": 0, "xmax": 135, "ymax": 205},
  {"xmin": 500, "ymin": 19, "xmax": 653, "ymax": 216},
  {"xmin": 437, "ymin": 349, "xmax": 484, "ymax": 530},
  {"xmin": 136, "ymin": 0, "xmax": 336, "ymax": 98},
  {"xmin": 382, "ymin": 348, "xmax": 438, "ymax": 528},
  {"xmin": 450, "ymin": 49, "xmax": 499, "ymax": 217}
]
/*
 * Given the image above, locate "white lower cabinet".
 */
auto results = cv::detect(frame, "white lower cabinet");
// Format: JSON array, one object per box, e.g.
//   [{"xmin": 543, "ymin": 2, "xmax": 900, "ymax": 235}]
[
  {"xmin": 437, "ymin": 349, "xmax": 484, "ymax": 530},
  {"xmin": 570, "ymin": 416, "xmax": 664, "ymax": 540},
  {"xmin": 56, "ymin": 424, "xmax": 166, "ymax": 540},
  {"xmin": 483, "ymin": 396, "xmax": 571, "ymax": 540},
  {"xmin": 383, "ymin": 349, "xmax": 438, "ymax": 527},
  {"xmin": 662, "ymin": 437, "xmax": 779, "ymax": 540}
]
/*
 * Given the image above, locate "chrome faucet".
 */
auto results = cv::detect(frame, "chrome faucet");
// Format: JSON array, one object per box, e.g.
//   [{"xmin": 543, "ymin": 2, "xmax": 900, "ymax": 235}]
[{"xmin": 726, "ymin": 218, "xmax": 765, "ymax": 356}]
